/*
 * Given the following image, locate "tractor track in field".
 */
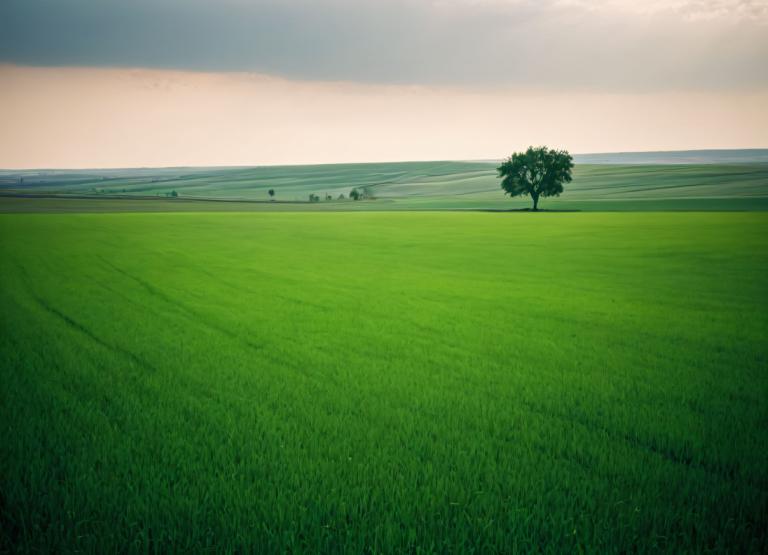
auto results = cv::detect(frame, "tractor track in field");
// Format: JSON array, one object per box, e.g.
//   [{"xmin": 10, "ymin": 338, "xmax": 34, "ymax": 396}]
[
  {"xmin": 451, "ymin": 361, "xmax": 765, "ymax": 491},
  {"xmin": 514, "ymin": 395, "xmax": 766, "ymax": 491},
  {"xmin": 29, "ymin": 290, "xmax": 159, "ymax": 374},
  {"xmin": 92, "ymin": 257, "xmax": 334, "ymax": 386},
  {"xmin": 12, "ymin": 260, "xmax": 158, "ymax": 373},
  {"xmin": 17, "ymin": 257, "xmax": 331, "ymax": 390},
  {"xmin": 13, "ymin": 258, "xmax": 318, "ymax": 387},
  {"xmin": 97, "ymin": 256, "xmax": 264, "ymax": 353}
]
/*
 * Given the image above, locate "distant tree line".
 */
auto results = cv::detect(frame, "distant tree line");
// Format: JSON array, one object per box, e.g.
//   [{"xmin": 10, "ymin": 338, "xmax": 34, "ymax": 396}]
[
  {"xmin": 262, "ymin": 185, "xmax": 380, "ymax": 203},
  {"xmin": 297, "ymin": 185, "xmax": 375, "ymax": 203},
  {"xmin": 349, "ymin": 186, "xmax": 374, "ymax": 201}
]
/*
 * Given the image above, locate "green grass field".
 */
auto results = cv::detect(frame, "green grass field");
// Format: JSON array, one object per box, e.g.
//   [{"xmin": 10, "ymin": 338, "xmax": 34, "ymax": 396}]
[{"xmin": 1, "ymin": 211, "xmax": 766, "ymax": 552}]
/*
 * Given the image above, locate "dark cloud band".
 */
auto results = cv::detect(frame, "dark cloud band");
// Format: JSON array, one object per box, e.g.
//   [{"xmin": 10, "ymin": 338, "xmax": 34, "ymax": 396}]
[{"xmin": 1, "ymin": 0, "xmax": 766, "ymax": 89}]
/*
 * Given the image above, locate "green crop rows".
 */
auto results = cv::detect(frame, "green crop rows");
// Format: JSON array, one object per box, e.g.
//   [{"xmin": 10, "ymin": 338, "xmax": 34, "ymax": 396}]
[
  {"xmin": 3, "ymin": 161, "xmax": 768, "ymax": 211},
  {"xmin": 1, "ymin": 211, "xmax": 766, "ymax": 552}
]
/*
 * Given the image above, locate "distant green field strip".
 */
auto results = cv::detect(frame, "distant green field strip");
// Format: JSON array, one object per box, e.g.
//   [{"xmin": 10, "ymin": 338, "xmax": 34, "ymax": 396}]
[{"xmin": 3, "ymin": 161, "xmax": 765, "ymax": 210}]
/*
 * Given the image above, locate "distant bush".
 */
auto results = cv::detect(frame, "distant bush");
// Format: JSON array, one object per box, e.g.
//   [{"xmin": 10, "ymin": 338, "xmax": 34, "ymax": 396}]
[
  {"xmin": 309, "ymin": 193, "xmax": 320, "ymax": 202},
  {"xmin": 350, "ymin": 186, "xmax": 375, "ymax": 201}
]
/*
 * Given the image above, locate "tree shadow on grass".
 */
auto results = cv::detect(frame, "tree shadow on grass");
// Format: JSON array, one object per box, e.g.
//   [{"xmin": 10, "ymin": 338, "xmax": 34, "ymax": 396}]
[{"xmin": 472, "ymin": 208, "xmax": 583, "ymax": 213}]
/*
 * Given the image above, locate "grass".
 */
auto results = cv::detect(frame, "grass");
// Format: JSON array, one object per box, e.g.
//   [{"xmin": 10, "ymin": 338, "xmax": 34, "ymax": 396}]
[
  {"xmin": 3, "ymin": 161, "xmax": 768, "ymax": 211},
  {"xmin": 1, "ymin": 211, "xmax": 767, "ymax": 552}
]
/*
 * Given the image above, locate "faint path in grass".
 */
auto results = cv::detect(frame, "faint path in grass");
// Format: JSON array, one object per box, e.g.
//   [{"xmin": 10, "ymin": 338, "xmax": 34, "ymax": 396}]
[
  {"xmin": 93, "ymin": 255, "xmax": 338, "ymax": 386},
  {"xmin": 15, "ymin": 263, "xmax": 159, "ymax": 374},
  {"xmin": 515, "ymin": 394, "xmax": 765, "ymax": 490},
  {"xmin": 98, "ymin": 256, "xmax": 264, "ymax": 353}
]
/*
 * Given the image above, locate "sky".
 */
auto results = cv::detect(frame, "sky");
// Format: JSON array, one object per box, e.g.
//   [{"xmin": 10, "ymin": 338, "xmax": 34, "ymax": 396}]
[{"xmin": 1, "ymin": 0, "xmax": 767, "ymax": 168}]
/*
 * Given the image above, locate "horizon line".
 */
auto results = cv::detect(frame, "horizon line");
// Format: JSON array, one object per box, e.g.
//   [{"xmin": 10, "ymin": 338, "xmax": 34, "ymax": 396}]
[{"xmin": 2, "ymin": 147, "xmax": 767, "ymax": 173}]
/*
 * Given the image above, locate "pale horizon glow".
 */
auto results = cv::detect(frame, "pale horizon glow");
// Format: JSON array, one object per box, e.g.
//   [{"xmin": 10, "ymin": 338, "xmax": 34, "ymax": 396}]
[
  {"xmin": 1, "ymin": 0, "xmax": 766, "ymax": 168},
  {"xmin": 1, "ymin": 65, "xmax": 766, "ymax": 169}
]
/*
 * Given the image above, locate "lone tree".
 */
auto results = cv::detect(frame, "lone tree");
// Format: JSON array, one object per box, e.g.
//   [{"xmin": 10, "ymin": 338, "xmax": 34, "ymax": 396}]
[
  {"xmin": 497, "ymin": 146, "xmax": 573, "ymax": 211},
  {"xmin": 268, "ymin": 188, "xmax": 275, "ymax": 200}
]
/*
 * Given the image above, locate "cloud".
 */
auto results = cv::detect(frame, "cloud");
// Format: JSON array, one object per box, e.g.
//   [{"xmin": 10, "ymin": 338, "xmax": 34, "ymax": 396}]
[
  {"xmin": 0, "ymin": 0, "xmax": 766, "ymax": 90},
  {"xmin": 2, "ymin": 65, "xmax": 766, "ymax": 168},
  {"xmin": 552, "ymin": 0, "xmax": 768, "ymax": 21}
]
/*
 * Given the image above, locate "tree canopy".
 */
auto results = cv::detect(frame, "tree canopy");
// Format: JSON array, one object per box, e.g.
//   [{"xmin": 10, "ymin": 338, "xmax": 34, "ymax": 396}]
[
  {"xmin": 349, "ymin": 186, "xmax": 374, "ymax": 201},
  {"xmin": 497, "ymin": 146, "xmax": 573, "ymax": 210}
]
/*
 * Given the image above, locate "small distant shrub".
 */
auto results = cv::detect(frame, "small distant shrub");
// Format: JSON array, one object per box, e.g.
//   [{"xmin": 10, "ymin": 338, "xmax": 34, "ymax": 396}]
[{"xmin": 350, "ymin": 187, "xmax": 375, "ymax": 201}]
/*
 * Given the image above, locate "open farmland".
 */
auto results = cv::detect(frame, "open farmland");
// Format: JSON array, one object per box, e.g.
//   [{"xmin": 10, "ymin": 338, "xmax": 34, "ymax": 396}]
[
  {"xmin": 1, "ymin": 211, "xmax": 766, "ymax": 552},
  {"xmin": 3, "ymin": 155, "xmax": 768, "ymax": 212}
]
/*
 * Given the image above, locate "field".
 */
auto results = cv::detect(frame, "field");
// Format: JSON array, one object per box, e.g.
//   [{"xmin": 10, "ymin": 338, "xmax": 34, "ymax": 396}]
[
  {"xmin": 1, "ymin": 210, "xmax": 766, "ymax": 552},
  {"xmin": 3, "ymin": 159, "xmax": 768, "ymax": 212}
]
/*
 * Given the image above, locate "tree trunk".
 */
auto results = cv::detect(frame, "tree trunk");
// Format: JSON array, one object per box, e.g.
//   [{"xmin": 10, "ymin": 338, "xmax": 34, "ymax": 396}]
[{"xmin": 532, "ymin": 193, "xmax": 539, "ymax": 211}]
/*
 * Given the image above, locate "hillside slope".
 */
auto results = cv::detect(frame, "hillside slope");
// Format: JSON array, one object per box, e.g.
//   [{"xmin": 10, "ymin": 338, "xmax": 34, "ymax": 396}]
[{"xmin": 2, "ymin": 157, "xmax": 768, "ymax": 211}]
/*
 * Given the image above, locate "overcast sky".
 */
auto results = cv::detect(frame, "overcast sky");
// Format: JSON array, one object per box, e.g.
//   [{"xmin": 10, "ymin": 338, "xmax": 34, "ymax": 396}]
[{"xmin": 1, "ymin": 0, "xmax": 767, "ymax": 168}]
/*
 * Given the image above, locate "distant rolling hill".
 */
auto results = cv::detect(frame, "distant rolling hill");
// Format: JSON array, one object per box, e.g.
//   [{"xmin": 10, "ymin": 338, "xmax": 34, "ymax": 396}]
[
  {"xmin": 572, "ymin": 149, "xmax": 768, "ymax": 164},
  {"xmin": 1, "ymin": 150, "xmax": 767, "ymax": 210}
]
